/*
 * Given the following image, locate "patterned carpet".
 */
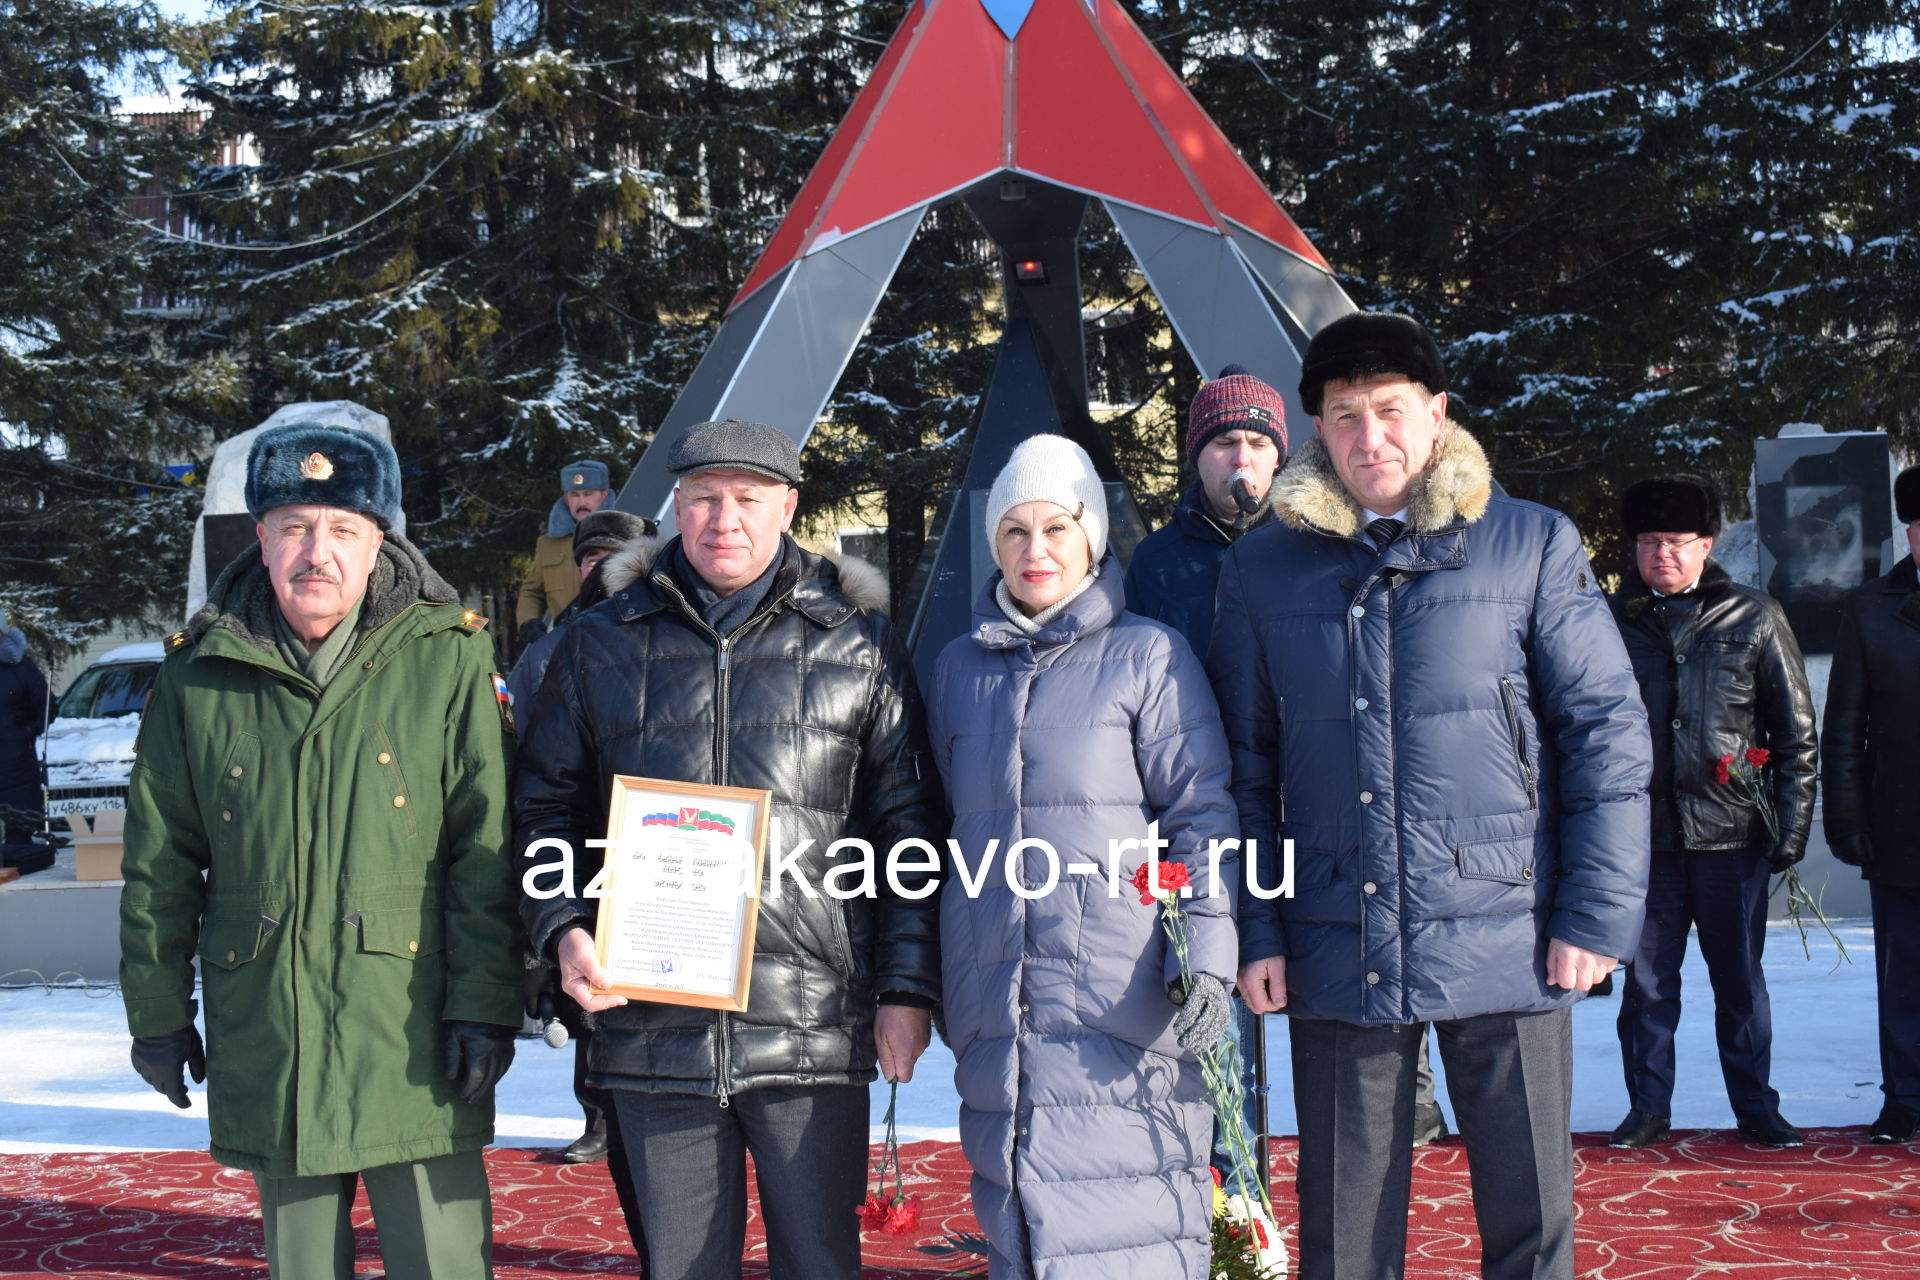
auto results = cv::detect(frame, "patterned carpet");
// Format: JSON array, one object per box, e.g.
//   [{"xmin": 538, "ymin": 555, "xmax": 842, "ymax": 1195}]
[{"xmin": 2, "ymin": 1131, "xmax": 1917, "ymax": 1277}]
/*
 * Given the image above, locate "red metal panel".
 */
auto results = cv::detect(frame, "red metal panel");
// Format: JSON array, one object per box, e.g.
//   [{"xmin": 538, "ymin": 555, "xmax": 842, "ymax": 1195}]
[
  {"xmin": 806, "ymin": 0, "xmax": 1008, "ymax": 246},
  {"xmin": 1010, "ymin": 0, "xmax": 1213, "ymax": 228},
  {"xmin": 729, "ymin": 0, "xmax": 933, "ymax": 309},
  {"xmin": 1097, "ymin": 0, "xmax": 1330, "ymax": 269}
]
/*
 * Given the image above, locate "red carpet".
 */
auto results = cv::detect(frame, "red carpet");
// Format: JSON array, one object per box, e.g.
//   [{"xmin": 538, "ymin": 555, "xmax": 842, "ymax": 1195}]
[{"xmin": 2, "ymin": 1131, "xmax": 1917, "ymax": 1278}]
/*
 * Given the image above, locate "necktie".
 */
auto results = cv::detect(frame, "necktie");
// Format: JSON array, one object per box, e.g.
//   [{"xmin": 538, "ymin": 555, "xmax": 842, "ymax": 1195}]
[{"xmin": 1366, "ymin": 517, "xmax": 1403, "ymax": 550}]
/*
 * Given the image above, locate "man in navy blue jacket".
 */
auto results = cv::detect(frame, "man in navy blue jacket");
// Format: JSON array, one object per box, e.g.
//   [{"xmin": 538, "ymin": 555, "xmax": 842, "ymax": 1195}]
[
  {"xmin": 1212, "ymin": 313, "xmax": 1652, "ymax": 1280},
  {"xmin": 1125, "ymin": 365, "xmax": 1287, "ymax": 657}
]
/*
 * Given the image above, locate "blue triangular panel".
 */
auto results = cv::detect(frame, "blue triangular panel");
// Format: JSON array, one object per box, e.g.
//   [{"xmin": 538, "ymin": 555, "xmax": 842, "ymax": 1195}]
[{"xmin": 975, "ymin": 0, "xmax": 1035, "ymax": 39}]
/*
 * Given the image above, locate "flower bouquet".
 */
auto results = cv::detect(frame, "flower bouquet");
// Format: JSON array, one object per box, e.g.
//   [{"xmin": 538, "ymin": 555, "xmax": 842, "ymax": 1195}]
[
  {"xmin": 1716, "ymin": 747, "xmax": 1849, "ymax": 962},
  {"xmin": 859, "ymin": 1080, "xmax": 925, "ymax": 1237},
  {"xmin": 1133, "ymin": 860, "xmax": 1289, "ymax": 1279}
]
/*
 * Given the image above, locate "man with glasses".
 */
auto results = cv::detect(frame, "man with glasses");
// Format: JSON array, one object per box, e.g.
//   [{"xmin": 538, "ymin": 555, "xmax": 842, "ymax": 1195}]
[{"xmin": 1607, "ymin": 474, "xmax": 1817, "ymax": 1149}]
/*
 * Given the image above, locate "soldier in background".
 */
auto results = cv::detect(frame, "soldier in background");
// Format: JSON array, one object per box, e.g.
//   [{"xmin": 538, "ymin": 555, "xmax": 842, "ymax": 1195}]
[{"xmin": 518, "ymin": 459, "xmax": 615, "ymax": 649}]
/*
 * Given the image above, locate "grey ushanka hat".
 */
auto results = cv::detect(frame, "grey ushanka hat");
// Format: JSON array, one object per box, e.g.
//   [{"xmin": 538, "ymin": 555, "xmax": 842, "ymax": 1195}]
[{"xmin": 559, "ymin": 459, "xmax": 611, "ymax": 491}]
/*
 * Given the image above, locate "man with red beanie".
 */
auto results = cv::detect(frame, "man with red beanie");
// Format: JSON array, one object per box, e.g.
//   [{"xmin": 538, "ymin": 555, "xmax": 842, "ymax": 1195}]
[{"xmin": 1125, "ymin": 364, "xmax": 1289, "ymax": 656}]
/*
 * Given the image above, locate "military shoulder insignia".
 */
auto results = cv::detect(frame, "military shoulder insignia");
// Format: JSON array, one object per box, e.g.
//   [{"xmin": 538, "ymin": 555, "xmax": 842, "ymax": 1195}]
[
  {"xmin": 164, "ymin": 629, "xmax": 193, "ymax": 653},
  {"xmin": 460, "ymin": 610, "xmax": 489, "ymax": 631},
  {"xmin": 491, "ymin": 672, "xmax": 516, "ymax": 733},
  {"xmin": 299, "ymin": 451, "xmax": 334, "ymax": 480}
]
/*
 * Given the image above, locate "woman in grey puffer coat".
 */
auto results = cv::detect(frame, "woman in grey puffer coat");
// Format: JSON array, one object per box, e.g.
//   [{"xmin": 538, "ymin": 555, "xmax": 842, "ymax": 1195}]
[{"xmin": 927, "ymin": 434, "xmax": 1240, "ymax": 1280}]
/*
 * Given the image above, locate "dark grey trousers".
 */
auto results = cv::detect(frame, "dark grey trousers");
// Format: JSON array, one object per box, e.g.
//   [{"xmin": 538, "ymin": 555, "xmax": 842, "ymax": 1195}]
[
  {"xmin": 611, "ymin": 1083, "xmax": 867, "ymax": 1280},
  {"xmin": 1290, "ymin": 1008, "xmax": 1575, "ymax": 1280}
]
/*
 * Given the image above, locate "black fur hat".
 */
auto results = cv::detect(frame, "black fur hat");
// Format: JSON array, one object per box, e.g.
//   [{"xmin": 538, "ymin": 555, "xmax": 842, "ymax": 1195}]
[
  {"xmin": 1895, "ymin": 467, "xmax": 1920, "ymax": 525},
  {"xmin": 1298, "ymin": 312, "xmax": 1448, "ymax": 415},
  {"xmin": 571, "ymin": 509, "xmax": 655, "ymax": 564},
  {"xmin": 1621, "ymin": 474, "xmax": 1721, "ymax": 538},
  {"xmin": 246, "ymin": 423, "xmax": 402, "ymax": 529}
]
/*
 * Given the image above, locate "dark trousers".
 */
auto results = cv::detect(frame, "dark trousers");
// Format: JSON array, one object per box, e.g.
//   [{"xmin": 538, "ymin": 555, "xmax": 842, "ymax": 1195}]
[
  {"xmin": 1290, "ymin": 1008, "xmax": 1574, "ymax": 1280},
  {"xmin": 611, "ymin": 1083, "xmax": 867, "ymax": 1280},
  {"xmin": 1872, "ymin": 881, "xmax": 1920, "ymax": 1110},
  {"xmin": 1617, "ymin": 848, "xmax": 1777, "ymax": 1119}
]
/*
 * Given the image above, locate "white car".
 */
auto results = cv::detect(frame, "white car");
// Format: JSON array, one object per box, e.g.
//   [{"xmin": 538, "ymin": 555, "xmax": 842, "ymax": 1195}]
[{"xmin": 35, "ymin": 642, "xmax": 165, "ymax": 817}]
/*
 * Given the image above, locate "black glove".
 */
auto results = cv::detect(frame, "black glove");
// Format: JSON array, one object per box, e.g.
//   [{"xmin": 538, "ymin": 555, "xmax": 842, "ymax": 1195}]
[
  {"xmin": 522, "ymin": 958, "xmax": 557, "ymax": 1024},
  {"xmin": 131, "ymin": 1021, "xmax": 206, "ymax": 1109},
  {"xmin": 1767, "ymin": 843, "xmax": 1805, "ymax": 874},
  {"xmin": 443, "ymin": 1020, "xmax": 516, "ymax": 1104},
  {"xmin": 1171, "ymin": 973, "xmax": 1233, "ymax": 1056},
  {"xmin": 516, "ymin": 617, "xmax": 548, "ymax": 648},
  {"xmin": 1833, "ymin": 834, "xmax": 1875, "ymax": 868}
]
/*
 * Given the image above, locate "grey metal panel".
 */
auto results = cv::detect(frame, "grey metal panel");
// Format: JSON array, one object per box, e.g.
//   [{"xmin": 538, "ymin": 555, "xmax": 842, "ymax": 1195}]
[
  {"xmin": 1225, "ymin": 221, "xmax": 1356, "ymax": 342},
  {"xmin": 614, "ymin": 208, "xmax": 928, "ymax": 530},
  {"xmin": 1106, "ymin": 202, "xmax": 1319, "ymax": 430}
]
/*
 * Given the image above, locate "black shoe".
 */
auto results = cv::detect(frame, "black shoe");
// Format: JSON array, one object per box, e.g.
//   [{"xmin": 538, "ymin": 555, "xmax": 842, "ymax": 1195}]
[
  {"xmin": 1735, "ymin": 1109, "xmax": 1803, "ymax": 1148},
  {"xmin": 1411, "ymin": 1101, "xmax": 1450, "ymax": 1148},
  {"xmin": 1869, "ymin": 1102, "xmax": 1918, "ymax": 1144},
  {"xmin": 561, "ymin": 1128, "xmax": 610, "ymax": 1163},
  {"xmin": 1609, "ymin": 1110, "xmax": 1671, "ymax": 1149}
]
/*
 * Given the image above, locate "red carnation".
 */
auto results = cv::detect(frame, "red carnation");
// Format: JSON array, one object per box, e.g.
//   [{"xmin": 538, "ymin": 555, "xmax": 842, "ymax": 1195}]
[
  {"xmin": 1746, "ymin": 747, "xmax": 1771, "ymax": 769},
  {"xmin": 1211, "ymin": 1167, "xmax": 1223, "ymax": 1187},
  {"xmin": 1130, "ymin": 860, "xmax": 1192, "ymax": 905},
  {"xmin": 1714, "ymin": 753, "xmax": 1734, "ymax": 785},
  {"xmin": 857, "ymin": 1193, "xmax": 890, "ymax": 1232},
  {"xmin": 883, "ymin": 1194, "xmax": 924, "ymax": 1235},
  {"xmin": 1253, "ymin": 1217, "xmax": 1270, "ymax": 1249}
]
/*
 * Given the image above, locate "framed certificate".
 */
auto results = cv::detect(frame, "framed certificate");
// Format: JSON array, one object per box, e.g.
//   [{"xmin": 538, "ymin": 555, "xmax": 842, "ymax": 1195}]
[{"xmin": 591, "ymin": 775, "xmax": 771, "ymax": 1011}]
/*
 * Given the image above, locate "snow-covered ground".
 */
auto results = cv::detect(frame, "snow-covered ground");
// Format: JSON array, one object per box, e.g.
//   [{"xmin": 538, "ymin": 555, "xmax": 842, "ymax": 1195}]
[{"xmin": 0, "ymin": 921, "xmax": 1878, "ymax": 1156}]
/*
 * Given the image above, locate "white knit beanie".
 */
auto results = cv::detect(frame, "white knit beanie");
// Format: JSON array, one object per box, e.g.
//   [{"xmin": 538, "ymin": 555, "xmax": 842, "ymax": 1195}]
[{"xmin": 983, "ymin": 434, "xmax": 1109, "ymax": 562}]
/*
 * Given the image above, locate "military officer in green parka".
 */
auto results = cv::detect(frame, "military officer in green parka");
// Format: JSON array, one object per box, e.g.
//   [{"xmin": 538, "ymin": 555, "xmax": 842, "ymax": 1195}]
[{"xmin": 119, "ymin": 422, "xmax": 523, "ymax": 1280}]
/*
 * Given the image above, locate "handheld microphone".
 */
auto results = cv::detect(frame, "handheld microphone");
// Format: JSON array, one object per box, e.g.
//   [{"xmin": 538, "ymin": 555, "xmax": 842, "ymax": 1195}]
[{"xmin": 1228, "ymin": 468, "xmax": 1261, "ymax": 515}]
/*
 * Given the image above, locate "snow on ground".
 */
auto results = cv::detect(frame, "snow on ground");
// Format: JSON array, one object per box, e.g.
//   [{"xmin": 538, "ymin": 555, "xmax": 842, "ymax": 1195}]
[{"xmin": 0, "ymin": 921, "xmax": 1877, "ymax": 1156}]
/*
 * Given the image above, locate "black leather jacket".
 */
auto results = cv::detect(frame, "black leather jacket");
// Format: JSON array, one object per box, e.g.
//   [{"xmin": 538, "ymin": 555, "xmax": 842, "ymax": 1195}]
[
  {"xmin": 1822, "ymin": 555, "xmax": 1920, "ymax": 887},
  {"xmin": 1610, "ymin": 561, "xmax": 1816, "ymax": 857},
  {"xmin": 513, "ymin": 536, "xmax": 943, "ymax": 1098}
]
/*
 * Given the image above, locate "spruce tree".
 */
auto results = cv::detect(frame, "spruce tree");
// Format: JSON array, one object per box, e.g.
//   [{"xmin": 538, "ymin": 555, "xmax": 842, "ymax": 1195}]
[
  {"xmin": 0, "ymin": 0, "xmax": 223, "ymax": 656},
  {"xmin": 1131, "ymin": 0, "xmax": 1919, "ymax": 571}
]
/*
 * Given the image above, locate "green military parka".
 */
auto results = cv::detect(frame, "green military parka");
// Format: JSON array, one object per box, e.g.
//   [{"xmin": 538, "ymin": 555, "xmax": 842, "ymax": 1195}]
[{"xmin": 120, "ymin": 535, "xmax": 522, "ymax": 1177}]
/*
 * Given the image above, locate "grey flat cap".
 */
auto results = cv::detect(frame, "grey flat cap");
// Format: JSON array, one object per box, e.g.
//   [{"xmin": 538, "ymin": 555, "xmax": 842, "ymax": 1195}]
[{"xmin": 666, "ymin": 419, "xmax": 801, "ymax": 486}]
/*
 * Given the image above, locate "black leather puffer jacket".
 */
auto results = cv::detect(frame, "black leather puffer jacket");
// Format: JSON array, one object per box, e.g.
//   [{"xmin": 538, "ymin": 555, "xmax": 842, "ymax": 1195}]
[
  {"xmin": 1610, "ymin": 561, "xmax": 1817, "ymax": 858},
  {"xmin": 513, "ymin": 536, "xmax": 943, "ymax": 1098},
  {"xmin": 1821, "ymin": 555, "xmax": 1920, "ymax": 888}
]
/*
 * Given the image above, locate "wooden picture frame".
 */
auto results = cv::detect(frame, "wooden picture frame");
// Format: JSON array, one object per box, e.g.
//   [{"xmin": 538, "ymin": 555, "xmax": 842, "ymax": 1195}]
[{"xmin": 590, "ymin": 775, "xmax": 771, "ymax": 1011}]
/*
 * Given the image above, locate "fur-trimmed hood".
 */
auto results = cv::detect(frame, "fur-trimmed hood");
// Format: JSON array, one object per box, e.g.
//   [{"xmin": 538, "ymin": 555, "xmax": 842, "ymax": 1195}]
[
  {"xmin": 1270, "ymin": 422, "xmax": 1493, "ymax": 539},
  {"xmin": 191, "ymin": 531, "xmax": 460, "ymax": 652},
  {"xmin": 0, "ymin": 625, "xmax": 25, "ymax": 666},
  {"xmin": 601, "ymin": 534, "xmax": 889, "ymax": 615}
]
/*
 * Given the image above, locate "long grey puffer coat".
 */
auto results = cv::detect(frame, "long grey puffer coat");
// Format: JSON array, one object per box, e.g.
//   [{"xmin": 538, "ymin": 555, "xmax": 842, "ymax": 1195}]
[{"xmin": 927, "ymin": 563, "xmax": 1238, "ymax": 1280}]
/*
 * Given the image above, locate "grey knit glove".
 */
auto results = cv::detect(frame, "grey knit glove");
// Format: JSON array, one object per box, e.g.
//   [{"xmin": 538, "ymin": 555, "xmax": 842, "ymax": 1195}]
[{"xmin": 1171, "ymin": 973, "xmax": 1233, "ymax": 1056}]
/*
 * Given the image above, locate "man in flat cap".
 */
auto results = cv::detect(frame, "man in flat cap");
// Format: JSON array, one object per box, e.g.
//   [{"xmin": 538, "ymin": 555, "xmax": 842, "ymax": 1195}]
[
  {"xmin": 518, "ymin": 458, "xmax": 616, "ymax": 648},
  {"xmin": 1215, "ymin": 312, "xmax": 1651, "ymax": 1280},
  {"xmin": 1607, "ymin": 474, "xmax": 1816, "ymax": 1151},
  {"xmin": 120, "ymin": 422, "xmax": 522, "ymax": 1279},
  {"xmin": 1824, "ymin": 465, "xmax": 1920, "ymax": 1145},
  {"xmin": 514, "ymin": 418, "xmax": 942, "ymax": 1279}
]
